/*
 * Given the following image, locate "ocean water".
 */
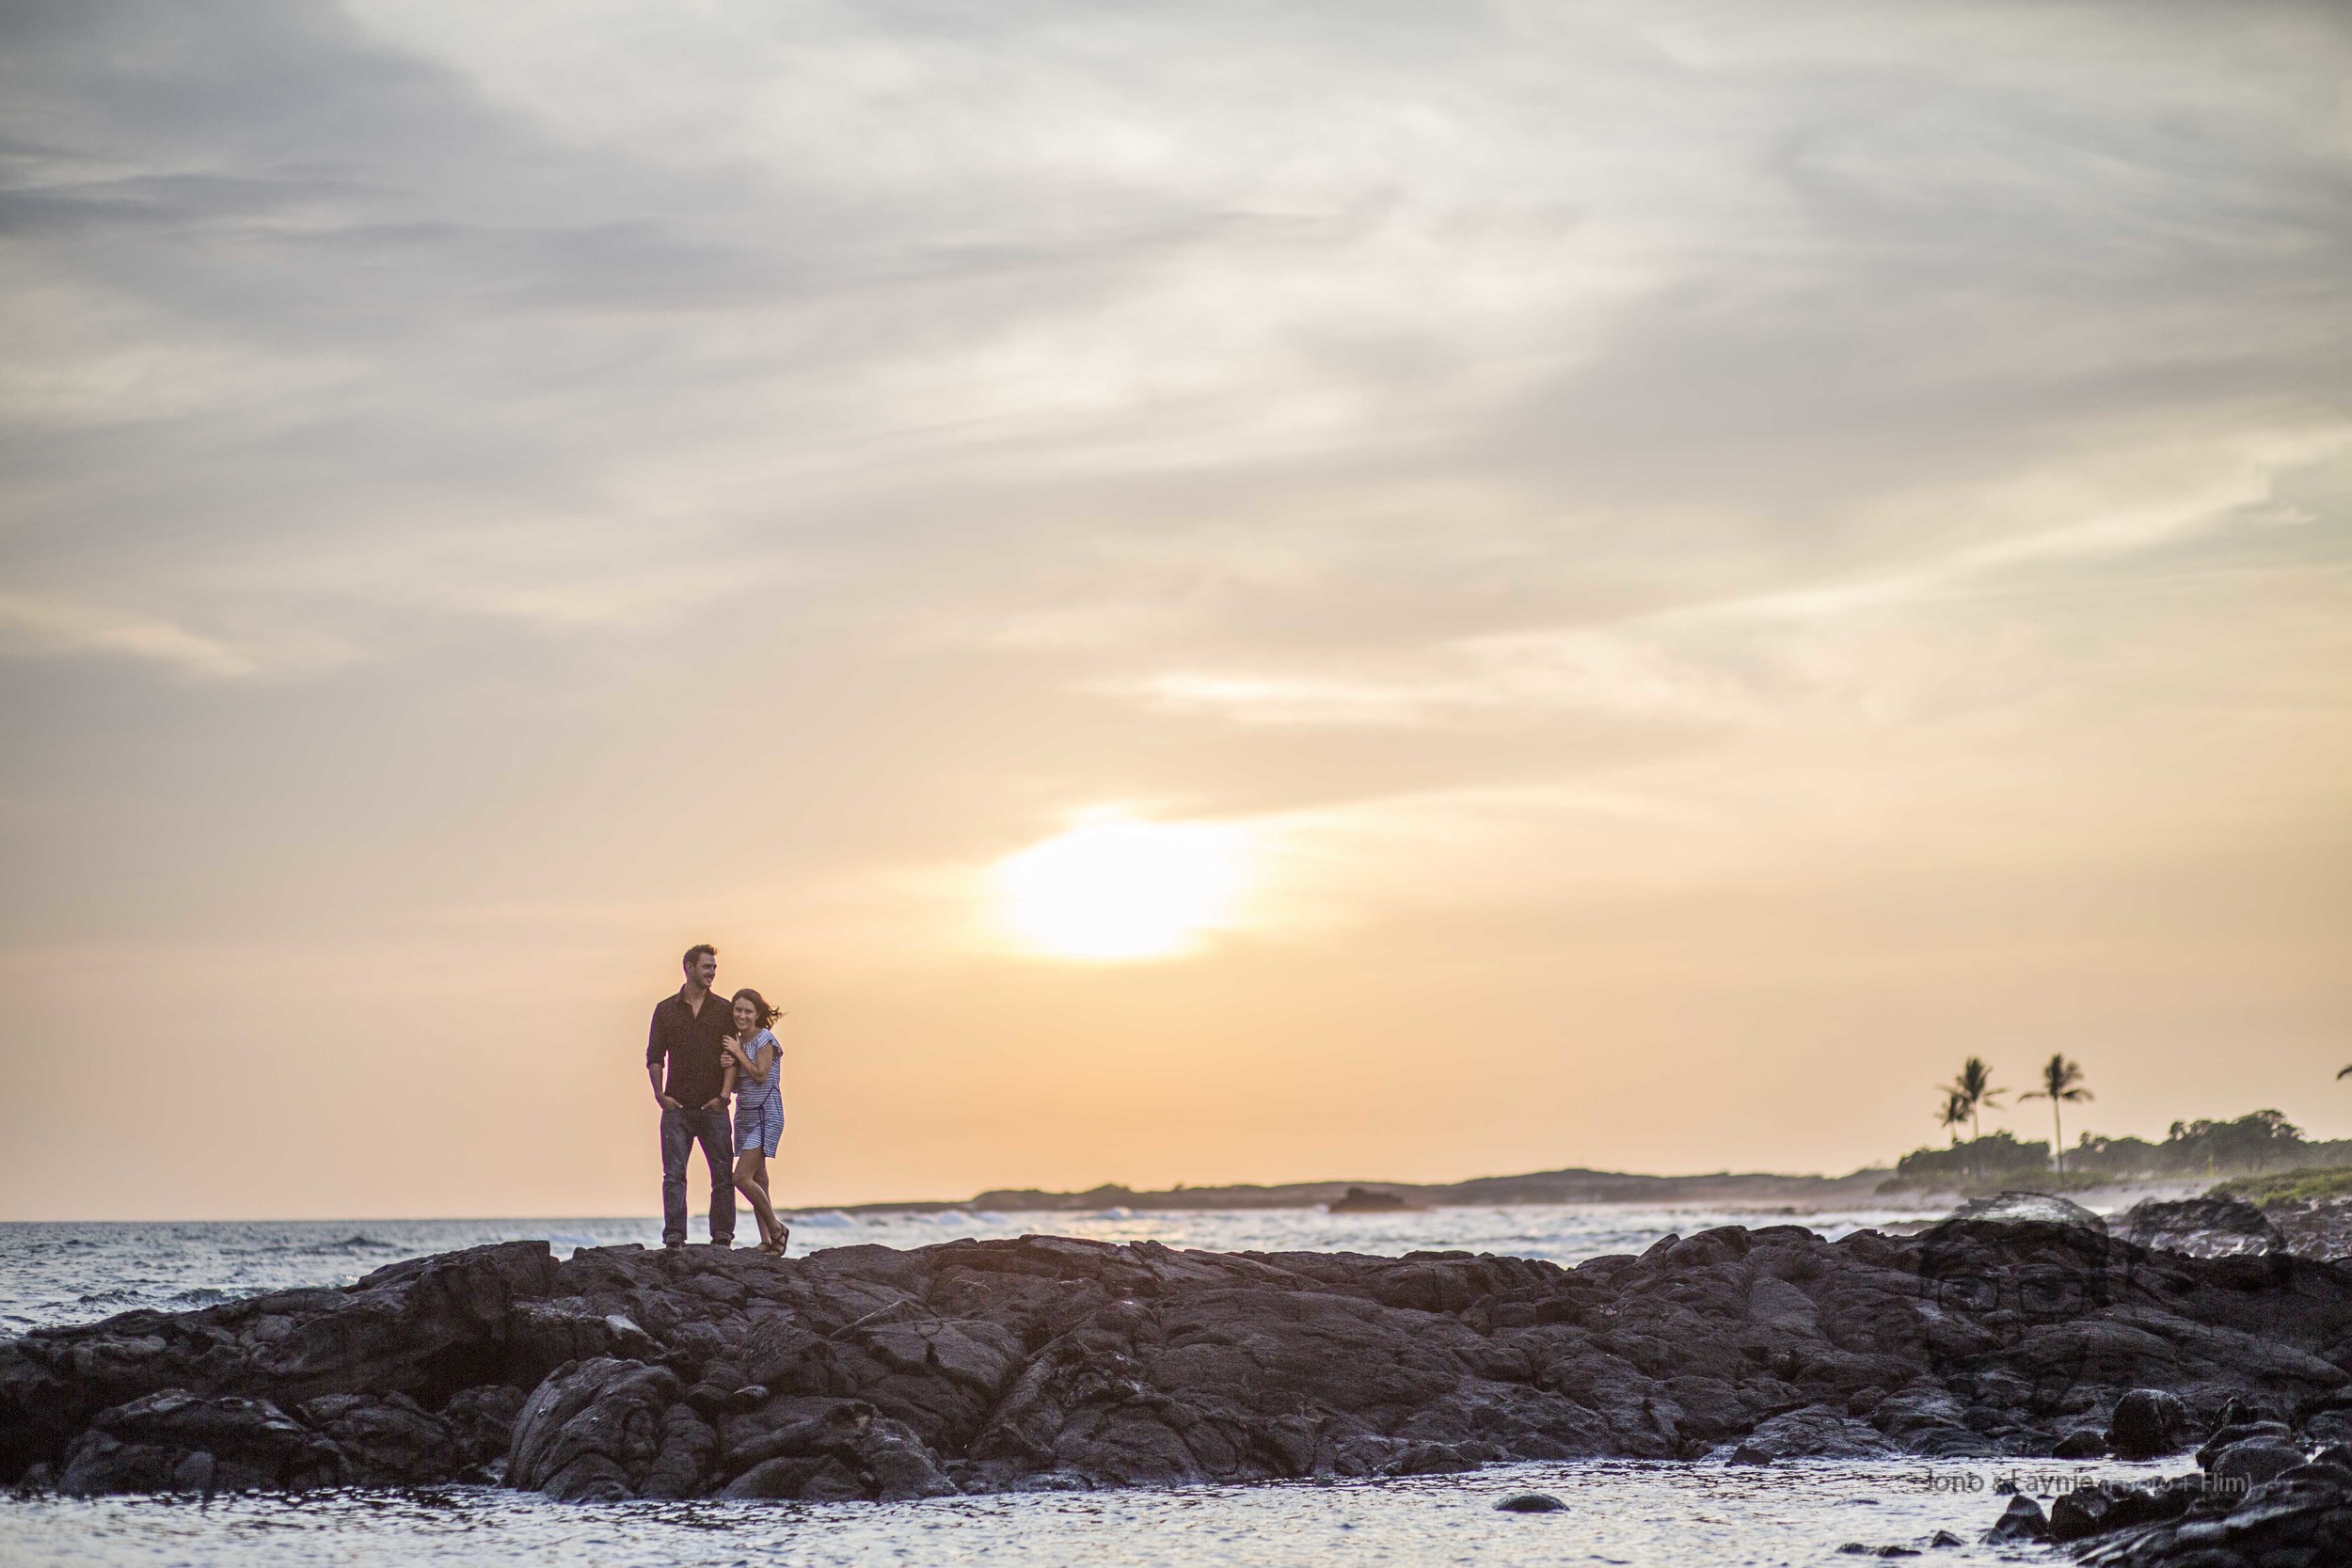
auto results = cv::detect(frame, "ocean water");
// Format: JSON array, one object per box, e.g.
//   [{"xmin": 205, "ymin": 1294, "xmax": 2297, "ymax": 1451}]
[
  {"xmin": 1, "ymin": 1203, "xmax": 2081, "ymax": 1567},
  {"xmin": 0, "ymin": 1459, "xmax": 2093, "ymax": 1567}
]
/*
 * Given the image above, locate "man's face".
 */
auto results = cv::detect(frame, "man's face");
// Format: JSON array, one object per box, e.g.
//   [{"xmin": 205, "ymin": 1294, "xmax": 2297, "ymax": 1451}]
[{"xmin": 688, "ymin": 952, "xmax": 718, "ymax": 990}]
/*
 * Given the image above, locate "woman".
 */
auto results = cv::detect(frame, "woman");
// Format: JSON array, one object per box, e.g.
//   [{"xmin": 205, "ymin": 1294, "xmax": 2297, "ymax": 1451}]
[{"xmin": 719, "ymin": 988, "xmax": 789, "ymax": 1255}]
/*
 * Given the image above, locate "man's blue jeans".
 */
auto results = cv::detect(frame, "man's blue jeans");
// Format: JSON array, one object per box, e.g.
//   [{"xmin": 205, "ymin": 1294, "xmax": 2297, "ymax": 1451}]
[{"xmin": 660, "ymin": 1105, "xmax": 736, "ymax": 1246}]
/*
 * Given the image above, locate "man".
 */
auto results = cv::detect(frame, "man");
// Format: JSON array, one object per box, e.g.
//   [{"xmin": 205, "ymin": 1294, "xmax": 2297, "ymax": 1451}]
[{"xmin": 647, "ymin": 942, "xmax": 736, "ymax": 1248}]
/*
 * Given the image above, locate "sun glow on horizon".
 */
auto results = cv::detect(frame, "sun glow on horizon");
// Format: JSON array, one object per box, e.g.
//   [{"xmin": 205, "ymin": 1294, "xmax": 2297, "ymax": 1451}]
[{"xmin": 992, "ymin": 815, "xmax": 1253, "ymax": 961}]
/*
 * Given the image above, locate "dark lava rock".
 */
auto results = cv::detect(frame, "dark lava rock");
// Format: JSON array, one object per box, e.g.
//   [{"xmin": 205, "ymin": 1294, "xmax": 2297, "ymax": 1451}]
[
  {"xmin": 508, "ymin": 1357, "xmax": 689, "ymax": 1502},
  {"xmin": 1982, "ymin": 1493, "xmax": 2049, "ymax": 1543},
  {"xmin": 2048, "ymin": 1476, "xmax": 2201, "ymax": 1542},
  {"xmin": 2197, "ymin": 1419, "xmax": 2294, "ymax": 1470},
  {"xmin": 2054, "ymin": 1426, "xmax": 2108, "ymax": 1458},
  {"xmin": 295, "ymin": 1392, "xmax": 455, "ymax": 1486},
  {"xmin": 8, "ymin": 1220, "xmax": 2352, "ymax": 1503},
  {"xmin": 2265, "ymin": 1196, "xmax": 2352, "ymax": 1261},
  {"xmin": 2058, "ymin": 1471, "xmax": 2352, "ymax": 1566},
  {"xmin": 1724, "ymin": 1404, "xmax": 1901, "ymax": 1463},
  {"xmin": 439, "ymin": 1384, "xmax": 527, "ymax": 1472},
  {"xmin": 60, "ymin": 1391, "xmax": 342, "ymax": 1495},
  {"xmin": 2119, "ymin": 1197, "xmax": 2283, "ymax": 1259},
  {"xmin": 1493, "ymin": 1491, "xmax": 1565, "ymax": 1512},
  {"xmin": 2107, "ymin": 1388, "xmax": 2190, "ymax": 1459},
  {"xmin": 2206, "ymin": 1436, "xmax": 2307, "ymax": 1492}
]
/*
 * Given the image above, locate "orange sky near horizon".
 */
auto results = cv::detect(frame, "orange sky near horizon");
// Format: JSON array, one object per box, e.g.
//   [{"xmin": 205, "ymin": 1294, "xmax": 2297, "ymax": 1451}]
[{"xmin": 3, "ymin": 0, "xmax": 2349, "ymax": 1220}]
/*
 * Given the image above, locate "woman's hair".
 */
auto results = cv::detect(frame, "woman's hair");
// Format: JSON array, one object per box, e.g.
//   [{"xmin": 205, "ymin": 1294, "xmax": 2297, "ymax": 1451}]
[{"xmin": 731, "ymin": 988, "xmax": 781, "ymax": 1030}]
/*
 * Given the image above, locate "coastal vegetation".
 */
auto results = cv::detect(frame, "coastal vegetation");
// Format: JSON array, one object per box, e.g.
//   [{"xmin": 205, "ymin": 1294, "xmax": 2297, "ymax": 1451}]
[
  {"xmin": 2212, "ymin": 1166, "xmax": 2352, "ymax": 1206},
  {"xmin": 1940, "ymin": 1058, "xmax": 2004, "ymax": 1179},
  {"xmin": 827, "ymin": 1057, "xmax": 2347, "ymax": 1214},
  {"xmin": 1880, "ymin": 1050, "xmax": 2347, "ymax": 1195},
  {"xmin": 2018, "ymin": 1054, "xmax": 2091, "ymax": 1175},
  {"xmin": 1883, "ymin": 1109, "xmax": 2347, "ymax": 1195}
]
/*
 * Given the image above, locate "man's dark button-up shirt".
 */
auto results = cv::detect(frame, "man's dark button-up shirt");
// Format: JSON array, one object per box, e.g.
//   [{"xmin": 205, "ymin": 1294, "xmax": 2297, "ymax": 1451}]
[{"xmin": 647, "ymin": 988, "xmax": 733, "ymax": 1108}]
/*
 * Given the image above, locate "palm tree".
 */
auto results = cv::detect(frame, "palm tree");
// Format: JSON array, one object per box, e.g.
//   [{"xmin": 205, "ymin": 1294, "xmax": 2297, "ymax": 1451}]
[
  {"xmin": 1937, "ymin": 1089, "xmax": 1970, "ymax": 1146},
  {"xmin": 2020, "ymin": 1054, "xmax": 2092, "ymax": 1176},
  {"xmin": 2339, "ymin": 1065, "xmax": 2351, "ymax": 1081},
  {"xmin": 1946, "ymin": 1057, "xmax": 2005, "ymax": 1180}
]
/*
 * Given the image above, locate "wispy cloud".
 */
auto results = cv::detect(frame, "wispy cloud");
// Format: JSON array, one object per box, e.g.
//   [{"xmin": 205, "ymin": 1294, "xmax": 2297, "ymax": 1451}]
[
  {"xmin": 1105, "ymin": 422, "xmax": 2352, "ymax": 730},
  {"xmin": 3, "ymin": 1, "xmax": 2350, "ymax": 1211},
  {"xmin": 0, "ymin": 592, "xmax": 343, "ymax": 678}
]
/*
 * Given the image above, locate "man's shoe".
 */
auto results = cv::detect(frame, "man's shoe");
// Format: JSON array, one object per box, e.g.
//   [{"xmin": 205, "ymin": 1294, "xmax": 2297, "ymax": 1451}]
[{"xmin": 662, "ymin": 1239, "xmax": 685, "ymax": 1249}]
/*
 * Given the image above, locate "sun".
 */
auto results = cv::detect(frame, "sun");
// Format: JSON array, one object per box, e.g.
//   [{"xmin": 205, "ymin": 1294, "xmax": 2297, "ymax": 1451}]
[{"xmin": 992, "ymin": 815, "xmax": 1252, "ymax": 961}]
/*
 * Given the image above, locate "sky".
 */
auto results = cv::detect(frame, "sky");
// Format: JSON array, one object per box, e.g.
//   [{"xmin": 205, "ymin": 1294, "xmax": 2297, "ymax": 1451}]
[{"xmin": 3, "ymin": 1, "xmax": 2349, "ymax": 1220}]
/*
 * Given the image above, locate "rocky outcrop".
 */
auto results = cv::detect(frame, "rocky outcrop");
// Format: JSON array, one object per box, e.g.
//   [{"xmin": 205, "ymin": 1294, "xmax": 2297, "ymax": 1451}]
[
  {"xmin": 5, "ymin": 1221, "xmax": 2351, "ymax": 1503},
  {"xmin": 2007, "ymin": 1418, "xmax": 2352, "ymax": 1565},
  {"xmin": 1325, "ymin": 1188, "xmax": 1422, "ymax": 1213},
  {"xmin": 1949, "ymin": 1191, "xmax": 2106, "ymax": 1229},
  {"xmin": 2120, "ymin": 1198, "xmax": 2286, "ymax": 1259},
  {"xmin": 2119, "ymin": 1193, "xmax": 2352, "ymax": 1262},
  {"xmin": 2106, "ymin": 1388, "xmax": 2190, "ymax": 1460},
  {"xmin": 2268, "ymin": 1198, "xmax": 2352, "ymax": 1261}
]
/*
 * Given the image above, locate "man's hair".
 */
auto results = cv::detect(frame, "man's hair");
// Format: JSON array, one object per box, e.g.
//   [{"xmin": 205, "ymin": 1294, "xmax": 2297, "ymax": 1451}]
[{"xmin": 682, "ymin": 943, "xmax": 718, "ymax": 970}]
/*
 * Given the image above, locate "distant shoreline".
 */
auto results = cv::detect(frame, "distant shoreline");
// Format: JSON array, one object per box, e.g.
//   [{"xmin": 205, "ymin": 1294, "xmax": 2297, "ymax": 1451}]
[
  {"xmin": 824, "ymin": 1164, "xmax": 1900, "ymax": 1214},
  {"xmin": 816, "ymin": 1167, "xmax": 2250, "ymax": 1218}
]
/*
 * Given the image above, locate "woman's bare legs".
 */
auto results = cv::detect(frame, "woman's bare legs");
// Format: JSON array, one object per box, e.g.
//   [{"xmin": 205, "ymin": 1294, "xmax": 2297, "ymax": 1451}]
[{"xmin": 733, "ymin": 1151, "xmax": 784, "ymax": 1250}]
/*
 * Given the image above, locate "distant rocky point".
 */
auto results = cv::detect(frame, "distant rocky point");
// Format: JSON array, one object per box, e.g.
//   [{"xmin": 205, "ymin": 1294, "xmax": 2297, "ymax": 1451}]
[
  {"xmin": 845, "ymin": 1164, "xmax": 1895, "ymax": 1214},
  {"xmin": 1325, "ymin": 1187, "xmax": 1423, "ymax": 1213}
]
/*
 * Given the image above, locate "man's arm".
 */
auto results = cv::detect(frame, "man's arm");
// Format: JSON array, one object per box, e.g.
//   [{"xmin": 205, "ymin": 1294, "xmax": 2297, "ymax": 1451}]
[{"xmin": 647, "ymin": 1007, "xmax": 681, "ymax": 1110}]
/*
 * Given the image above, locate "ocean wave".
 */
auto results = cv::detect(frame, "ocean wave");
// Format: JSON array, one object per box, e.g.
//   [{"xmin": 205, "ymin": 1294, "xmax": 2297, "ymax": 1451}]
[
  {"xmin": 252, "ymin": 1235, "xmax": 398, "ymax": 1256},
  {"xmin": 789, "ymin": 1211, "xmax": 856, "ymax": 1227},
  {"xmin": 75, "ymin": 1287, "xmax": 145, "ymax": 1306}
]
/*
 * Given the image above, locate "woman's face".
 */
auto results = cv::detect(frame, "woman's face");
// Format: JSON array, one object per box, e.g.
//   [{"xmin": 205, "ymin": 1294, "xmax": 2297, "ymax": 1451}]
[{"xmin": 732, "ymin": 997, "xmax": 756, "ymax": 1035}]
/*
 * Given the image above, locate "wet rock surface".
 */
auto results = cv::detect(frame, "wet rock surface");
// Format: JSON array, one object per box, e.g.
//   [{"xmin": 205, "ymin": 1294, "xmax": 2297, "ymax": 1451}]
[
  {"xmin": 3, "ymin": 1221, "xmax": 2350, "ymax": 1505},
  {"xmin": 2033, "ymin": 1468, "xmax": 2352, "ymax": 1566},
  {"xmin": 2119, "ymin": 1194, "xmax": 2352, "ymax": 1262},
  {"xmin": 2106, "ymin": 1388, "xmax": 2190, "ymax": 1460},
  {"xmin": 2268, "ymin": 1198, "xmax": 2352, "ymax": 1262},
  {"xmin": 1949, "ymin": 1193, "xmax": 2106, "ymax": 1230},
  {"xmin": 1997, "ymin": 1403, "xmax": 2352, "ymax": 1565},
  {"xmin": 2120, "ymin": 1198, "xmax": 2285, "ymax": 1259}
]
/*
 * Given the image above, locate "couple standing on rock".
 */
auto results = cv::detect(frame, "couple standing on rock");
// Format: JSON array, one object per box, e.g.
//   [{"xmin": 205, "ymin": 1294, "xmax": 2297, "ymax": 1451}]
[{"xmin": 644, "ymin": 943, "xmax": 789, "ymax": 1254}]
